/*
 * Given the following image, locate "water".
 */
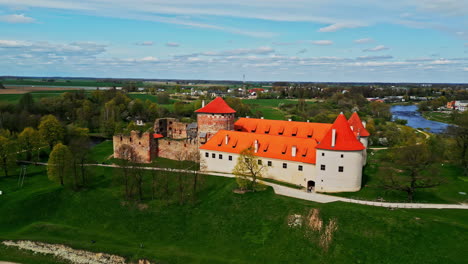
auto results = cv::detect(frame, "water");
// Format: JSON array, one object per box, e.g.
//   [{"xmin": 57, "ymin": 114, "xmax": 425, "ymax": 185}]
[{"xmin": 390, "ymin": 105, "xmax": 450, "ymax": 134}]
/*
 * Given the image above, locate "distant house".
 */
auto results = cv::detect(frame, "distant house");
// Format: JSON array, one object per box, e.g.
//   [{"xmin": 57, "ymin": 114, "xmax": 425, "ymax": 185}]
[
  {"xmin": 248, "ymin": 88, "xmax": 265, "ymax": 96},
  {"xmin": 455, "ymin": 101, "xmax": 468, "ymax": 112},
  {"xmin": 447, "ymin": 101, "xmax": 468, "ymax": 111}
]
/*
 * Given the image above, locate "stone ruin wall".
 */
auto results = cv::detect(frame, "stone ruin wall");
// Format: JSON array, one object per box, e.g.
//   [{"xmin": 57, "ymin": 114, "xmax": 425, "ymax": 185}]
[
  {"xmin": 154, "ymin": 118, "xmax": 189, "ymax": 139},
  {"xmin": 113, "ymin": 131, "xmax": 158, "ymax": 163},
  {"xmin": 158, "ymin": 139, "xmax": 199, "ymax": 161}
]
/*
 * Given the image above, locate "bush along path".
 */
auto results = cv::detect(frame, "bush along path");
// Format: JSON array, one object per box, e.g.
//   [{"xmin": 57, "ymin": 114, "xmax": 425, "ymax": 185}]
[{"xmin": 24, "ymin": 161, "xmax": 468, "ymax": 209}]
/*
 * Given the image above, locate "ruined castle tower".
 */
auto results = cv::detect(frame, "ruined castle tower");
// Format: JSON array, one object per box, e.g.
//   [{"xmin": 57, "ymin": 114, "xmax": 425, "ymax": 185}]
[{"xmin": 195, "ymin": 97, "xmax": 236, "ymax": 144}]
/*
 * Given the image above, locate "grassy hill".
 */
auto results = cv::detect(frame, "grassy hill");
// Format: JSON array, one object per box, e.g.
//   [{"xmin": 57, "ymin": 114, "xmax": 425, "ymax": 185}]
[{"xmin": 0, "ymin": 159, "xmax": 467, "ymax": 263}]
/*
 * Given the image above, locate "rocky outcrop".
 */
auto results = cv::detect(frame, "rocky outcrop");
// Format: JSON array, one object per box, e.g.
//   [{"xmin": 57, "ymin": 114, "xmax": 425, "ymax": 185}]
[{"xmin": 2, "ymin": 240, "xmax": 126, "ymax": 264}]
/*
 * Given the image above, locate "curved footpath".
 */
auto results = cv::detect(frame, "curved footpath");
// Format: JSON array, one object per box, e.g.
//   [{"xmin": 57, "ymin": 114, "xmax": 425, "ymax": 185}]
[{"xmin": 24, "ymin": 162, "xmax": 468, "ymax": 210}]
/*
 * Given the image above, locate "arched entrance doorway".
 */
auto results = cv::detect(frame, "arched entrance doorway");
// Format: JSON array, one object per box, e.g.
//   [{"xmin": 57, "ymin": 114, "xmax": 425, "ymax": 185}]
[{"xmin": 307, "ymin": 181, "xmax": 315, "ymax": 192}]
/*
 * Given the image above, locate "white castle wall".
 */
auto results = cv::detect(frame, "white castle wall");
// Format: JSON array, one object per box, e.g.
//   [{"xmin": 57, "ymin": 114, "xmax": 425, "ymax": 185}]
[
  {"xmin": 315, "ymin": 149, "xmax": 363, "ymax": 193},
  {"xmin": 200, "ymin": 150, "xmax": 316, "ymax": 187}
]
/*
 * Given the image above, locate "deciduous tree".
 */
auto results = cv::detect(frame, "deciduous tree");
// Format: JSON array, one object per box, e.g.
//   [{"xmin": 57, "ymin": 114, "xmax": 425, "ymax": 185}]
[
  {"xmin": 233, "ymin": 148, "xmax": 266, "ymax": 191},
  {"xmin": 381, "ymin": 142, "xmax": 445, "ymax": 201},
  {"xmin": 39, "ymin": 115, "xmax": 64, "ymax": 149},
  {"xmin": 18, "ymin": 127, "xmax": 41, "ymax": 161},
  {"xmin": 47, "ymin": 143, "xmax": 73, "ymax": 187},
  {"xmin": 0, "ymin": 136, "xmax": 16, "ymax": 177}
]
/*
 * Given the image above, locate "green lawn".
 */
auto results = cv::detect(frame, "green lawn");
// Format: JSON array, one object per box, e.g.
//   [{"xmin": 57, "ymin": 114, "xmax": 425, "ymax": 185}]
[
  {"xmin": 422, "ymin": 111, "xmax": 454, "ymax": 124},
  {"xmin": 0, "ymin": 146, "xmax": 467, "ymax": 263},
  {"xmin": 331, "ymin": 149, "xmax": 468, "ymax": 204},
  {"xmin": 0, "ymin": 91, "xmax": 80, "ymax": 104}
]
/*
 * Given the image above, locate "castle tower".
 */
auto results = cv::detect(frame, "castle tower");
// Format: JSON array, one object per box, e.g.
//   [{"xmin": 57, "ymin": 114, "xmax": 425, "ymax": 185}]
[
  {"xmin": 195, "ymin": 97, "xmax": 236, "ymax": 143},
  {"xmin": 348, "ymin": 112, "xmax": 370, "ymax": 165},
  {"xmin": 314, "ymin": 114, "xmax": 365, "ymax": 193}
]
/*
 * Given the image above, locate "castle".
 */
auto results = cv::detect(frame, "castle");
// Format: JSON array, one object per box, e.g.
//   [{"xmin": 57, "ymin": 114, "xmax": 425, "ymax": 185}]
[{"xmin": 113, "ymin": 97, "xmax": 369, "ymax": 193}]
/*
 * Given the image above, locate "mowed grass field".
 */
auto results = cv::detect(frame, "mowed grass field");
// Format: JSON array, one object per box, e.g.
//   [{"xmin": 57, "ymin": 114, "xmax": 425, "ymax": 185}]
[
  {"xmin": 332, "ymin": 149, "xmax": 468, "ymax": 204},
  {"xmin": 1, "ymin": 79, "xmax": 143, "ymax": 87},
  {"xmin": 422, "ymin": 111, "xmax": 454, "ymax": 124},
  {"xmin": 0, "ymin": 91, "xmax": 80, "ymax": 104},
  {"xmin": 241, "ymin": 99, "xmax": 317, "ymax": 120},
  {"xmin": 0, "ymin": 142, "xmax": 467, "ymax": 264}
]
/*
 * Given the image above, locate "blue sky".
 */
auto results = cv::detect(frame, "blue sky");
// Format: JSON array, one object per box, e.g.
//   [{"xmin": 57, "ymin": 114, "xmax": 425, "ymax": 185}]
[{"xmin": 0, "ymin": 0, "xmax": 467, "ymax": 82}]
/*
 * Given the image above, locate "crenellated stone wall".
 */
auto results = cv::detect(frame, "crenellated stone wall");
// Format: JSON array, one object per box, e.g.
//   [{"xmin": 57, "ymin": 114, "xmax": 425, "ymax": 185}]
[{"xmin": 113, "ymin": 131, "xmax": 158, "ymax": 163}]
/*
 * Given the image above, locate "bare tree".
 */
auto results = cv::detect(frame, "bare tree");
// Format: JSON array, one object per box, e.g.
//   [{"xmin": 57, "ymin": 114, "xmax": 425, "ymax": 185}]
[{"xmin": 232, "ymin": 148, "xmax": 267, "ymax": 191}]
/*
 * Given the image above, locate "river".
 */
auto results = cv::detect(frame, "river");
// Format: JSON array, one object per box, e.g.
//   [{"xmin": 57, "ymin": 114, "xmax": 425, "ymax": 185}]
[{"xmin": 390, "ymin": 104, "xmax": 450, "ymax": 134}]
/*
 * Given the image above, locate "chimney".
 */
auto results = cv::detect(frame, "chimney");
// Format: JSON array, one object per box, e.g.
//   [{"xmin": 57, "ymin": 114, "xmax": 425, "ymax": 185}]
[
  {"xmin": 362, "ymin": 121, "xmax": 367, "ymax": 128},
  {"xmin": 288, "ymin": 118, "xmax": 292, "ymax": 121},
  {"xmin": 202, "ymin": 100, "xmax": 205, "ymax": 107},
  {"xmin": 307, "ymin": 120, "xmax": 310, "ymax": 123},
  {"xmin": 225, "ymin": 135, "xmax": 229, "ymax": 145},
  {"xmin": 331, "ymin": 129, "xmax": 336, "ymax": 148},
  {"xmin": 261, "ymin": 117, "xmax": 264, "ymax": 119},
  {"xmin": 291, "ymin": 145, "xmax": 297, "ymax": 157},
  {"xmin": 350, "ymin": 126, "xmax": 354, "ymax": 131},
  {"xmin": 254, "ymin": 140, "xmax": 259, "ymax": 153},
  {"xmin": 246, "ymin": 116, "xmax": 250, "ymax": 118}
]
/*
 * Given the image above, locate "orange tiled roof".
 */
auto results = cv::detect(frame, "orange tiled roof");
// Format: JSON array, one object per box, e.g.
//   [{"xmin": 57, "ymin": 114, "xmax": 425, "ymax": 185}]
[
  {"xmin": 316, "ymin": 114, "xmax": 365, "ymax": 151},
  {"xmin": 234, "ymin": 118, "xmax": 332, "ymax": 140},
  {"xmin": 200, "ymin": 130, "xmax": 320, "ymax": 164},
  {"xmin": 348, "ymin": 112, "xmax": 370, "ymax": 137},
  {"xmin": 195, "ymin": 97, "xmax": 236, "ymax": 114}
]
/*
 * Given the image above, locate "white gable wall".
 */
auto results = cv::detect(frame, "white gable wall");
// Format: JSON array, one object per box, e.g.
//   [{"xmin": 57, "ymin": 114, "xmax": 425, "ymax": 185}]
[{"xmin": 315, "ymin": 149, "xmax": 363, "ymax": 193}]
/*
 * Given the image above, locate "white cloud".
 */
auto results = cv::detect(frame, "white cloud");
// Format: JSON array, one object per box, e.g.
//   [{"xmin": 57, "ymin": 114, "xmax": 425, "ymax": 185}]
[
  {"xmin": 356, "ymin": 55, "xmax": 393, "ymax": 60},
  {"xmin": 166, "ymin": 42, "xmax": 180, "ymax": 47},
  {"xmin": 318, "ymin": 23, "xmax": 363, "ymax": 32},
  {"xmin": 354, "ymin": 38, "xmax": 374, "ymax": 44},
  {"xmin": 464, "ymin": 67, "xmax": 468, "ymax": 71},
  {"xmin": 0, "ymin": 14, "xmax": 35, "ymax": 23},
  {"xmin": 311, "ymin": 40, "xmax": 333, "ymax": 46},
  {"xmin": 363, "ymin": 45, "xmax": 390, "ymax": 52},
  {"xmin": 135, "ymin": 41, "xmax": 154, "ymax": 46},
  {"xmin": 0, "ymin": 40, "xmax": 31, "ymax": 48},
  {"xmin": 139, "ymin": 56, "xmax": 158, "ymax": 62}
]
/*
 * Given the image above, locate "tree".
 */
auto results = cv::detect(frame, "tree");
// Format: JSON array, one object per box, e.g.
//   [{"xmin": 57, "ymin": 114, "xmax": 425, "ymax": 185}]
[
  {"xmin": 17, "ymin": 93, "xmax": 35, "ymax": 112},
  {"xmin": 67, "ymin": 126, "xmax": 91, "ymax": 188},
  {"xmin": 0, "ymin": 136, "xmax": 16, "ymax": 177},
  {"xmin": 0, "ymin": 83, "xmax": 5, "ymax": 89},
  {"xmin": 47, "ymin": 143, "xmax": 73, "ymax": 187},
  {"xmin": 447, "ymin": 111, "xmax": 468, "ymax": 175},
  {"xmin": 381, "ymin": 143, "xmax": 445, "ymax": 201},
  {"xmin": 233, "ymin": 148, "xmax": 266, "ymax": 191},
  {"xmin": 38, "ymin": 115, "xmax": 64, "ymax": 149},
  {"xmin": 18, "ymin": 127, "xmax": 41, "ymax": 161}
]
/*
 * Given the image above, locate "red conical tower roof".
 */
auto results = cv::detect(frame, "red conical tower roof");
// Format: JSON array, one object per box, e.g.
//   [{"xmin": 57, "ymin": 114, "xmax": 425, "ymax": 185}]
[
  {"xmin": 316, "ymin": 113, "xmax": 365, "ymax": 151},
  {"xmin": 348, "ymin": 112, "xmax": 370, "ymax": 137},
  {"xmin": 195, "ymin": 97, "xmax": 236, "ymax": 114}
]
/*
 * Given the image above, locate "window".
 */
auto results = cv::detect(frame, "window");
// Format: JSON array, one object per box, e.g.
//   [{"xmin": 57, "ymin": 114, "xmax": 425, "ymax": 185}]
[
  {"xmin": 321, "ymin": 165, "xmax": 326, "ymax": 171},
  {"xmin": 321, "ymin": 152, "xmax": 325, "ymax": 156},
  {"xmin": 229, "ymin": 155, "xmax": 232, "ymax": 161},
  {"xmin": 298, "ymin": 165, "xmax": 303, "ymax": 171},
  {"xmin": 219, "ymin": 154, "xmax": 223, "ymax": 159},
  {"xmin": 212, "ymin": 153, "xmax": 216, "ymax": 158},
  {"xmin": 338, "ymin": 166, "xmax": 344, "ymax": 172},
  {"xmin": 258, "ymin": 160, "xmax": 262, "ymax": 165},
  {"xmin": 205, "ymin": 152, "xmax": 209, "ymax": 158},
  {"xmin": 341, "ymin": 154, "xmax": 344, "ymax": 158},
  {"xmin": 268, "ymin": 161, "xmax": 272, "ymax": 167},
  {"xmin": 283, "ymin": 163, "xmax": 287, "ymax": 169}
]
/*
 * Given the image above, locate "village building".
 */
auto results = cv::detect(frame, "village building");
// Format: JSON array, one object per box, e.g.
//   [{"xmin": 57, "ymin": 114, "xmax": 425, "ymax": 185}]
[{"xmin": 113, "ymin": 97, "xmax": 369, "ymax": 193}]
